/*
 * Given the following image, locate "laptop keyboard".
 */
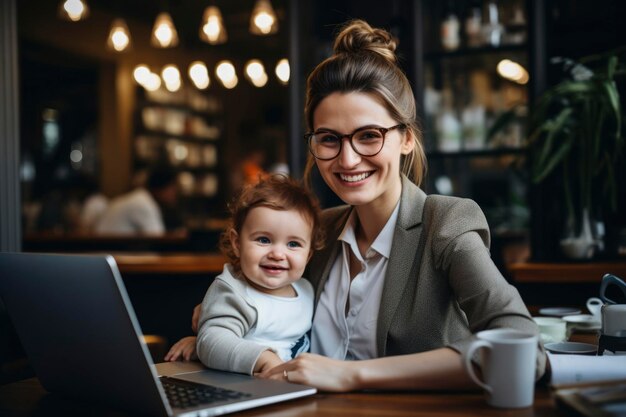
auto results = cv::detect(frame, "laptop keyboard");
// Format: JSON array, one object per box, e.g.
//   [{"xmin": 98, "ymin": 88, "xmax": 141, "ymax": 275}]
[{"xmin": 160, "ymin": 376, "xmax": 252, "ymax": 409}]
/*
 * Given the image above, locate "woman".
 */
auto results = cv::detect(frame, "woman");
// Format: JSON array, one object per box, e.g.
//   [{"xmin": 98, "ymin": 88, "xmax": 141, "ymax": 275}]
[
  {"xmin": 259, "ymin": 19, "xmax": 545, "ymax": 391},
  {"xmin": 167, "ymin": 19, "xmax": 545, "ymax": 392}
]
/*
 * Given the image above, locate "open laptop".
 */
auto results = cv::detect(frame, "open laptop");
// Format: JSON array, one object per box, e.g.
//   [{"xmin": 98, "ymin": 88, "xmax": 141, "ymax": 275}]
[{"xmin": 0, "ymin": 252, "xmax": 316, "ymax": 416}]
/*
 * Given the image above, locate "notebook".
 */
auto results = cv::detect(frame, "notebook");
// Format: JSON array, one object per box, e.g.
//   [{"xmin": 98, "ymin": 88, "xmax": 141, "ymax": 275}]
[{"xmin": 0, "ymin": 252, "xmax": 316, "ymax": 417}]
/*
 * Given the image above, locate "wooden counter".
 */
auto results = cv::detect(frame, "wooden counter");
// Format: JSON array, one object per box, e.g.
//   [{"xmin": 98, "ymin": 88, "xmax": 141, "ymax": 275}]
[
  {"xmin": 112, "ymin": 253, "xmax": 226, "ymax": 275},
  {"xmin": 508, "ymin": 261, "xmax": 626, "ymax": 283}
]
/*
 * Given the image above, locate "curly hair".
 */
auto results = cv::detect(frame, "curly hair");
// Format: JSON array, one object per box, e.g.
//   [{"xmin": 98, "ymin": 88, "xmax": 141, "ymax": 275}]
[{"xmin": 219, "ymin": 175, "xmax": 325, "ymax": 274}]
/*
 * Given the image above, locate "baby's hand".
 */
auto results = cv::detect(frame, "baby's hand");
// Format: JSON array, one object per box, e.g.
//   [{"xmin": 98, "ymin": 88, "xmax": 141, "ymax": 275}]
[
  {"xmin": 253, "ymin": 350, "xmax": 283, "ymax": 374},
  {"xmin": 164, "ymin": 336, "xmax": 198, "ymax": 362}
]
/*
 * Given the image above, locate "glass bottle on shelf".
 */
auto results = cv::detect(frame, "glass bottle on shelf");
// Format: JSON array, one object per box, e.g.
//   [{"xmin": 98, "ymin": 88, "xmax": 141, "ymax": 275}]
[
  {"xmin": 464, "ymin": 1, "xmax": 483, "ymax": 48},
  {"xmin": 504, "ymin": 2, "xmax": 527, "ymax": 45},
  {"xmin": 461, "ymin": 95, "xmax": 486, "ymax": 150},
  {"xmin": 436, "ymin": 89, "xmax": 462, "ymax": 152},
  {"xmin": 482, "ymin": 1, "xmax": 504, "ymax": 47},
  {"xmin": 441, "ymin": 1, "xmax": 460, "ymax": 51}
]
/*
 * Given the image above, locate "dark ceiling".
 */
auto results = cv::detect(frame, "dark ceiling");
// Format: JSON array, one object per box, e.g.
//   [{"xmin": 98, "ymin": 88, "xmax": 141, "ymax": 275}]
[{"xmin": 25, "ymin": 0, "xmax": 290, "ymax": 59}]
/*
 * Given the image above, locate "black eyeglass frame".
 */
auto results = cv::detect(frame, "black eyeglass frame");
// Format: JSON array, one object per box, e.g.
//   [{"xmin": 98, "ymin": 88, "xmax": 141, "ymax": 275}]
[{"xmin": 305, "ymin": 124, "xmax": 406, "ymax": 161}]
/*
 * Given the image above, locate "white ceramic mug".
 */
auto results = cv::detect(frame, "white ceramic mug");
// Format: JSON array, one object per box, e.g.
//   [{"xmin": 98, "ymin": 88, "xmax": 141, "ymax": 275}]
[
  {"xmin": 533, "ymin": 317, "xmax": 567, "ymax": 344},
  {"xmin": 602, "ymin": 304, "xmax": 626, "ymax": 337},
  {"xmin": 587, "ymin": 297, "xmax": 603, "ymax": 319},
  {"xmin": 462, "ymin": 329, "xmax": 538, "ymax": 408}
]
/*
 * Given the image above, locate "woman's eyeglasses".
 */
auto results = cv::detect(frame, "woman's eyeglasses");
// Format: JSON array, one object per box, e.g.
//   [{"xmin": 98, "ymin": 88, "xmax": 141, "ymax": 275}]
[{"xmin": 305, "ymin": 124, "xmax": 405, "ymax": 160}]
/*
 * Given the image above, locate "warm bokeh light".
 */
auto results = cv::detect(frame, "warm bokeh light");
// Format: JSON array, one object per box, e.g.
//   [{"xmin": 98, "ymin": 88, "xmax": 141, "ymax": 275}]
[
  {"xmin": 164, "ymin": 78, "xmax": 181, "ymax": 92},
  {"xmin": 162, "ymin": 65, "xmax": 181, "ymax": 84},
  {"xmin": 151, "ymin": 12, "xmax": 179, "ymax": 48},
  {"xmin": 497, "ymin": 59, "xmax": 529, "ymax": 85},
  {"xmin": 254, "ymin": 13, "xmax": 275, "ymax": 34},
  {"xmin": 189, "ymin": 62, "xmax": 210, "ymax": 89},
  {"xmin": 245, "ymin": 60, "xmax": 268, "ymax": 87},
  {"xmin": 59, "ymin": 0, "xmax": 89, "ymax": 22},
  {"xmin": 250, "ymin": 0, "xmax": 278, "ymax": 35},
  {"xmin": 143, "ymin": 72, "xmax": 162, "ymax": 91},
  {"xmin": 107, "ymin": 19, "xmax": 131, "ymax": 52},
  {"xmin": 133, "ymin": 65, "xmax": 150, "ymax": 86},
  {"xmin": 162, "ymin": 65, "xmax": 182, "ymax": 92},
  {"xmin": 275, "ymin": 58, "xmax": 290, "ymax": 84},
  {"xmin": 199, "ymin": 6, "xmax": 227, "ymax": 45},
  {"xmin": 216, "ymin": 61, "xmax": 238, "ymax": 89}
]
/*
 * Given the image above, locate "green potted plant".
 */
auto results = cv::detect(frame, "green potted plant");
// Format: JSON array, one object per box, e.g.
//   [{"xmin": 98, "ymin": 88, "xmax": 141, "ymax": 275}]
[{"xmin": 527, "ymin": 52, "xmax": 624, "ymax": 259}]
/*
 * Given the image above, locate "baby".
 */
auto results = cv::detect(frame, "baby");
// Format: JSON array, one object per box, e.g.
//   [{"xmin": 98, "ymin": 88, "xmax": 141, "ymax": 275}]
[{"xmin": 165, "ymin": 175, "xmax": 324, "ymax": 375}]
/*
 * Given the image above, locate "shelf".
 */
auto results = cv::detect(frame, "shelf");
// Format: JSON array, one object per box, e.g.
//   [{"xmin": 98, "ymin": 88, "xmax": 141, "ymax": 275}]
[
  {"xmin": 137, "ymin": 100, "xmax": 221, "ymax": 119},
  {"xmin": 132, "ymin": 164, "xmax": 217, "ymax": 174},
  {"xmin": 424, "ymin": 44, "xmax": 527, "ymax": 60},
  {"xmin": 507, "ymin": 262, "xmax": 626, "ymax": 284},
  {"xmin": 426, "ymin": 147, "xmax": 525, "ymax": 159},
  {"xmin": 136, "ymin": 130, "xmax": 220, "ymax": 143}
]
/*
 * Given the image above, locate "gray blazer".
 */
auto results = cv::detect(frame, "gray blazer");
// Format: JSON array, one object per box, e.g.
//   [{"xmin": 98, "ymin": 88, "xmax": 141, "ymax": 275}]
[{"xmin": 307, "ymin": 175, "xmax": 546, "ymax": 377}]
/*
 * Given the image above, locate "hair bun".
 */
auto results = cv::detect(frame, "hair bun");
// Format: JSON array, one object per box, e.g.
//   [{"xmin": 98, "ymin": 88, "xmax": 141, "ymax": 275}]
[{"xmin": 333, "ymin": 20, "xmax": 397, "ymax": 63}]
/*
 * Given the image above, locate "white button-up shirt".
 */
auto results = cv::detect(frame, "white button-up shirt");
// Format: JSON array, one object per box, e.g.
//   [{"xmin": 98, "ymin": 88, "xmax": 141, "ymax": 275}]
[{"xmin": 311, "ymin": 202, "xmax": 400, "ymax": 360}]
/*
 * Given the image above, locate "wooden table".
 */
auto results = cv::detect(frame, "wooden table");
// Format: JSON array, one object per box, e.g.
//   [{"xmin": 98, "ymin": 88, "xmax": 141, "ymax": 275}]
[{"xmin": 0, "ymin": 377, "xmax": 562, "ymax": 417}]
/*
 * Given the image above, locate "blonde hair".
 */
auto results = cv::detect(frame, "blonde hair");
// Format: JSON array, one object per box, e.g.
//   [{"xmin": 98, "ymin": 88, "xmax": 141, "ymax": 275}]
[
  {"xmin": 303, "ymin": 19, "xmax": 427, "ymax": 186},
  {"xmin": 219, "ymin": 175, "xmax": 325, "ymax": 274}
]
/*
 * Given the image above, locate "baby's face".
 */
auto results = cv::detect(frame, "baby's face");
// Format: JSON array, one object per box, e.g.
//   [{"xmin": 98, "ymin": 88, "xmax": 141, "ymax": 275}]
[{"xmin": 233, "ymin": 206, "xmax": 313, "ymax": 296}]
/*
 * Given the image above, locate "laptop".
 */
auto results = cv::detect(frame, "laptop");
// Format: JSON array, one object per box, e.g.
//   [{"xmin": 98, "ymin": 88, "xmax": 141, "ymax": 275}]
[{"xmin": 0, "ymin": 252, "xmax": 316, "ymax": 416}]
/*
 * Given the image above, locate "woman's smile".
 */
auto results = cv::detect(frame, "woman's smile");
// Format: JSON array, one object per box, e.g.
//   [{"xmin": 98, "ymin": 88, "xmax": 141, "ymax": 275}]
[{"xmin": 337, "ymin": 171, "xmax": 374, "ymax": 184}]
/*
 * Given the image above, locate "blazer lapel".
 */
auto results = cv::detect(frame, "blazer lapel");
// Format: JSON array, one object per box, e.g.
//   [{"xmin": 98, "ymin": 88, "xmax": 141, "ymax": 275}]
[
  {"xmin": 376, "ymin": 176, "xmax": 427, "ymax": 356},
  {"xmin": 309, "ymin": 206, "xmax": 352, "ymax": 306}
]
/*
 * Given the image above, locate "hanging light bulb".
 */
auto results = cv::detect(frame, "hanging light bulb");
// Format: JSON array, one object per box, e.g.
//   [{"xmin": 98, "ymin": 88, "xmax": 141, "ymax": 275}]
[
  {"xmin": 497, "ymin": 59, "xmax": 529, "ymax": 85},
  {"xmin": 245, "ymin": 60, "xmax": 268, "ymax": 88},
  {"xmin": 106, "ymin": 19, "xmax": 132, "ymax": 52},
  {"xmin": 58, "ymin": 0, "xmax": 89, "ymax": 22},
  {"xmin": 133, "ymin": 65, "xmax": 151, "ymax": 87},
  {"xmin": 162, "ymin": 65, "xmax": 182, "ymax": 92},
  {"xmin": 250, "ymin": 0, "xmax": 278, "ymax": 35},
  {"xmin": 216, "ymin": 61, "xmax": 238, "ymax": 89},
  {"xmin": 151, "ymin": 12, "xmax": 179, "ymax": 48},
  {"xmin": 199, "ymin": 6, "xmax": 227, "ymax": 45},
  {"xmin": 275, "ymin": 58, "xmax": 290, "ymax": 85},
  {"xmin": 189, "ymin": 62, "xmax": 210, "ymax": 90},
  {"xmin": 143, "ymin": 72, "xmax": 162, "ymax": 92}
]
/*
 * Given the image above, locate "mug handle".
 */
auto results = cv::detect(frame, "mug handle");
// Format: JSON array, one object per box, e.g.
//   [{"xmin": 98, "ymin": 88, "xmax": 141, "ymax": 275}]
[
  {"xmin": 586, "ymin": 297, "xmax": 603, "ymax": 315},
  {"xmin": 600, "ymin": 274, "xmax": 626, "ymax": 304},
  {"xmin": 462, "ymin": 340, "xmax": 493, "ymax": 394}
]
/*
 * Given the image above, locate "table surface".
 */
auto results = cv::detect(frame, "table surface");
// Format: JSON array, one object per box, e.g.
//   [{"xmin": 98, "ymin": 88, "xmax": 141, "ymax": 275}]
[
  {"xmin": 0, "ymin": 377, "xmax": 561, "ymax": 417},
  {"xmin": 0, "ymin": 333, "xmax": 600, "ymax": 417}
]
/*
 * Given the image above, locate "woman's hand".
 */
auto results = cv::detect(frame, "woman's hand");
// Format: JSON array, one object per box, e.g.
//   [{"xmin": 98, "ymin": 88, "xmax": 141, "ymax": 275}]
[
  {"xmin": 258, "ymin": 353, "xmax": 360, "ymax": 392},
  {"xmin": 164, "ymin": 336, "xmax": 198, "ymax": 362}
]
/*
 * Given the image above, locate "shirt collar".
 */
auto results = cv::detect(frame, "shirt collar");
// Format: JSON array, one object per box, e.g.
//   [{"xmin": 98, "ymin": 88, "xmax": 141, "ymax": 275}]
[{"xmin": 338, "ymin": 202, "xmax": 400, "ymax": 260}]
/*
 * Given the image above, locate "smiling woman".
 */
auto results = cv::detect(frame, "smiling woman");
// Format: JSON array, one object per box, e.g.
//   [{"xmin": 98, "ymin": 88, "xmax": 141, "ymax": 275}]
[{"xmin": 253, "ymin": 19, "xmax": 547, "ymax": 392}]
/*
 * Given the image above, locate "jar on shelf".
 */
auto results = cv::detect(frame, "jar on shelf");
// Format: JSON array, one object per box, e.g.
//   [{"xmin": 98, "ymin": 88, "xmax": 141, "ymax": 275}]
[
  {"xmin": 441, "ymin": 2, "xmax": 460, "ymax": 51},
  {"xmin": 464, "ymin": 2, "xmax": 483, "ymax": 48}
]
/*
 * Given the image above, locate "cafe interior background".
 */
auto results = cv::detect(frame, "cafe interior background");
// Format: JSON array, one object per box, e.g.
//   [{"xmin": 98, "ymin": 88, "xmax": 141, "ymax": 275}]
[{"xmin": 1, "ymin": 0, "xmax": 626, "ymax": 384}]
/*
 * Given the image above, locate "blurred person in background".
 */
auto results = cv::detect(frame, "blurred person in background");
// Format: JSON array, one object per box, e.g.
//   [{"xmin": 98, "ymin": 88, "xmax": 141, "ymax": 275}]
[{"xmin": 95, "ymin": 168, "xmax": 180, "ymax": 235}]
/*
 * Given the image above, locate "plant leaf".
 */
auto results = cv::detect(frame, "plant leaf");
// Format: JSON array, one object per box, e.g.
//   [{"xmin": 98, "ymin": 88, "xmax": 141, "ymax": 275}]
[{"xmin": 532, "ymin": 137, "xmax": 572, "ymax": 183}]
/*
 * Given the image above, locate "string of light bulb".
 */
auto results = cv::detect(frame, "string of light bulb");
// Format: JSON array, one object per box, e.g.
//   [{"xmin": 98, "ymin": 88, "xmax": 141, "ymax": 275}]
[
  {"xmin": 133, "ymin": 59, "xmax": 290, "ymax": 92},
  {"xmin": 58, "ymin": 0, "xmax": 280, "ymax": 53}
]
